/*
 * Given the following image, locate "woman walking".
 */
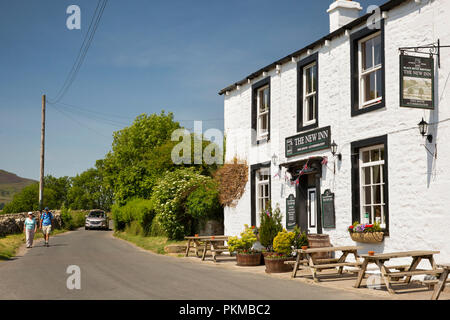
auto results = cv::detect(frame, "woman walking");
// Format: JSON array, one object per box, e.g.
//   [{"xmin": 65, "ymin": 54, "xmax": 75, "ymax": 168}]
[{"xmin": 24, "ymin": 212, "xmax": 37, "ymax": 248}]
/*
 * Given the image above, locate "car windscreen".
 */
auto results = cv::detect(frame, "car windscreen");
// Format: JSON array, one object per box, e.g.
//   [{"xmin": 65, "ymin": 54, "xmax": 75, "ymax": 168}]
[{"xmin": 88, "ymin": 212, "xmax": 104, "ymax": 218}]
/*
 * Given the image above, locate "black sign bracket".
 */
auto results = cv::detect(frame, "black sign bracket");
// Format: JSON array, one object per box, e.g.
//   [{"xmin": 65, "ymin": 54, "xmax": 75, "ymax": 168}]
[{"xmin": 399, "ymin": 39, "xmax": 450, "ymax": 69}]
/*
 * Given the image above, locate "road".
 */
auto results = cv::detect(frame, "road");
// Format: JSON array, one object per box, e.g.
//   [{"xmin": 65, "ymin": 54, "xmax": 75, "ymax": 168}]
[{"xmin": 0, "ymin": 228, "xmax": 376, "ymax": 300}]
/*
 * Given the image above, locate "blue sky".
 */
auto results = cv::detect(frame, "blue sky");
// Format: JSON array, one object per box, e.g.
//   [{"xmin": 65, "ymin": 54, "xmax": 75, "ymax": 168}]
[{"xmin": 0, "ymin": 0, "xmax": 386, "ymax": 180}]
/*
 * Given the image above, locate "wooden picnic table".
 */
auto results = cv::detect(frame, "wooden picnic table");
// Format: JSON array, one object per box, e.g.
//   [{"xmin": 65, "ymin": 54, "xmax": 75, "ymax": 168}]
[
  {"xmin": 184, "ymin": 236, "xmax": 229, "ymax": 262},
  {"xmin": 354, "ymin": 250, "xmax": 443, "ymax": 294},
  {"xmin": 431, "ymin": 264, "xmax": 450, "ymax": 300},
  {"xmin": 289, "ymin": 246, "xmax": 362, "ymax": 282}
]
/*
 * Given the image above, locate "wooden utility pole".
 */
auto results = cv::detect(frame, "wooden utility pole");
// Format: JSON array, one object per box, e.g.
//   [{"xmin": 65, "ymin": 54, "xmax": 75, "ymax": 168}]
[{"xmin": 39, "ymin": 94, "xmax": 46, "ymax": 212}]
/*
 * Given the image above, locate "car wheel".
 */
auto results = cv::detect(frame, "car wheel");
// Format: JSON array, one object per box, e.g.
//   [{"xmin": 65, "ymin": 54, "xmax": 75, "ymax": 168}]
[{"xmin": 85, "ymin": 227, "xmax": 89, "ymax": 230}]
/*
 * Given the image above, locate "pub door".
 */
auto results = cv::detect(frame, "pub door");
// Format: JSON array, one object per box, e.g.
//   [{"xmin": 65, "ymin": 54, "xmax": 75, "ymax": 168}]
[{"xmin": 295, "ymin": 168, "xmax": 322, "ymax": 235}]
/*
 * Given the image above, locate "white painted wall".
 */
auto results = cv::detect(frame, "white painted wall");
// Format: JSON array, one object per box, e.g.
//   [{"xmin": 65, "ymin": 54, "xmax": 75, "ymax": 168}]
[{"xmin": 223, "ymin": 0, "xmax": 450, "ymax": 265}]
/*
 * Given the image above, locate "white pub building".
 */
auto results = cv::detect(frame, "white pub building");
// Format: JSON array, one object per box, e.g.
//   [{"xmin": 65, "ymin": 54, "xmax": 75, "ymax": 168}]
[{"xmin": 219, "ymin": 0, "xmax": 450, "ymax": 262}]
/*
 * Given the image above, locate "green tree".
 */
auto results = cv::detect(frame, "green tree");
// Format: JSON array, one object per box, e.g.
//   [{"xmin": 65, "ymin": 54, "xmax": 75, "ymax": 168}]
[
  {"xmin": 67, "ymin": 168, "xmax": 113, "ymax": 211},
  {"xmin": 2, "ymin": 183, "xmax": 59, "ymax": 213}
]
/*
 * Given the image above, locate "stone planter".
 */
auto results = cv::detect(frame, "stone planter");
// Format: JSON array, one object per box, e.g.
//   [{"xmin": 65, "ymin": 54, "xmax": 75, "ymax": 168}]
[
  {"xmin": 236, "ymin": 252, "xmax": 262, "ymax": 266},
  {"xmin": 350, "ymin": 232, "xmax": 384, "ymax": 243},
  {"xmin": 264, "ymin": 256, "xmax": 295, "ymax": 273}
]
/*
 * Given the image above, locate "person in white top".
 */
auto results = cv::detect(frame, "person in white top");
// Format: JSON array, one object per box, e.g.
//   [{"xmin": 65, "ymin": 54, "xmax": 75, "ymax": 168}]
[{"xmin": 23, "ymin": 212, "xmax": 37, "ymax": 248}]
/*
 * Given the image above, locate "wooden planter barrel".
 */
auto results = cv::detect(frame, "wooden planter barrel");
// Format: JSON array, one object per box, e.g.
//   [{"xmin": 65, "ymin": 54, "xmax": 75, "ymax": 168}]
[
  {"xmin": 264, "ymin": 257, "xmax": 294, "ymax": 273},
  {"xmin": 236, "ymin": 252, "xmax": 262, "ymax": 266},
  {"xmin": 307, "ymin": 234, "xmax": 331, "ymax": 259},
  {"xmin": 350, "ymin": 232, "xmax": 384, "ymax": 243}
]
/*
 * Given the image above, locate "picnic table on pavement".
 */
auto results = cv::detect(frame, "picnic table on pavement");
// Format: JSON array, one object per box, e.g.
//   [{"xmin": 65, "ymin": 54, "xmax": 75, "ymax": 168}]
[
  {"xmin": 354, "ymin": 250, "xmax": 443, "ymax": 294},
  {"xmin": 431, "ymin": 264, "xmax": 450, "ymax": 300},
  {"xmin": 184, "ymin": 235, "xmax": 230, "ymax": 262},
  {"xmin": 289, "ymin": 246, "xmax": 362, "ymax": 282}
]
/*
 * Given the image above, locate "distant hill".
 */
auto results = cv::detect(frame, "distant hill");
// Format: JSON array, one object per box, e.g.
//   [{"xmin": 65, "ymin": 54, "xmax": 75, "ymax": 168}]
[{"xmin": 0, "ymin": 170, "xmax": 37, "ymax": 209}]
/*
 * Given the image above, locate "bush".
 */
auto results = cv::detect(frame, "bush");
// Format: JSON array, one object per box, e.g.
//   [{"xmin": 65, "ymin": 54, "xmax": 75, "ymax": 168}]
[
  {"xmin": 185, "ymin": 180, "xmax": 222, "ymax": 221},
  {"xmin": 60, "ymin": 206, "xmax": 74, "ymax": 230},
  {"xmin": 149, "ymin": 214, "xmax": 167, "ymax": 237},
  {"xmin": 258, "ymin": 203, "xmax": 283, "ymax": 251},
  {"xmin": 125, "ymin": 220, "xmax": 144, "ymax": 236},
  {"xmin": 228, "ymin": 225, "xmax": 258, "ymax": 253},
  {"xmin": 150, "ymin": 168, "xmax": 211, "ymax": 240},
  {"xmin": 112, "ymin": 198, "xmax": 155, "ymax": 235},
  {"xmin": 273, "ymin": 230, "xmax": 295, "ymax": 255},
  {"xmin": 292, "ymin": 226, "xmax": 308, "ymax": 249},
  {"xmin": 60, "ymin": 207, "xmax": 88, "ymax": 231}
]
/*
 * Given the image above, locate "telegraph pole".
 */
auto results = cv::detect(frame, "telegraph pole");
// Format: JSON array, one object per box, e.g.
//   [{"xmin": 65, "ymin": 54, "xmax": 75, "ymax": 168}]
[{"xmin": 39, "ymin": 94, "xmax": 46, "ymax": 213}]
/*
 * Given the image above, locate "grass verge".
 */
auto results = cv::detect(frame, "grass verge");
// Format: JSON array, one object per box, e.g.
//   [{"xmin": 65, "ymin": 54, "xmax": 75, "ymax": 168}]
[
  {"xmin": 0, "ymin": 229, "xmax": 68, "ymax": 260},
  {"xmin": 114, "ymin": 231, "xmax": 186, "ymax": 255}
]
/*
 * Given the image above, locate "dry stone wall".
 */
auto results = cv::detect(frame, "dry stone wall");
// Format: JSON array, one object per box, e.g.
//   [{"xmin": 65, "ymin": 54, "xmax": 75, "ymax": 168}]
[{"xmin": 0, "ymin": 211, "xmax": 62, "ymax": 237}]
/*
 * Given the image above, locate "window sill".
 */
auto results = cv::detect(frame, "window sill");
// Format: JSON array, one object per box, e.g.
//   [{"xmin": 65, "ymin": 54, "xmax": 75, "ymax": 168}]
[
  {"xmin": 351, "ymin": 100, "xmax": 385, "ymax": 117},
  {"xmin": 297, "ymin": 122, "xmax": 318, "ymax": 132}
]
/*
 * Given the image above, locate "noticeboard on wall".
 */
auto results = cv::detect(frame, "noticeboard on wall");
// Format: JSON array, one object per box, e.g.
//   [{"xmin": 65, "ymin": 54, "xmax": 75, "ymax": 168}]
[
  {"xmin": 321, "ymin": 189, "xmax": 335, "ymax": 229},
  {"xmin": 286, "ymin": 194, "xmax": 296, "ymax": 230}
]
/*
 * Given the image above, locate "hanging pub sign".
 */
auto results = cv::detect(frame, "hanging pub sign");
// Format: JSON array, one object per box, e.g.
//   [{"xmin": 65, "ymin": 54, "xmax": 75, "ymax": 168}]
[
  {"xmin": 285, "ymin": 126, "xmax": 331, "ymax": 157},
  {"xmin": 286, "ymin": 194, "xmax": 296, "ymax": 230},
  {"xmin": 400, "ymin": 54, "xmax": 434, "ymax": 109},
  {"xmin": 321, "ymin": 189, "xmax": 335, "ymax": 228}
]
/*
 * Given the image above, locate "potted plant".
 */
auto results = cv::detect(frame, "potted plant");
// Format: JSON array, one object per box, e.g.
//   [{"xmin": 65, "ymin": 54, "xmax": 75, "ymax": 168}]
[
  {"xmin": 228, "ymin": 225, "xmax": 261, "ymax": 266},
  {"xmin": 348, "ymin": 221, "xmax": 384, "ymax": 243},
  {"xmin": 264, "ymin": 229, "xmax": 297, "ymax": 273},
  {"xmin": 259, "ymin": 204, "xmax": 283, "ymax": 256}
]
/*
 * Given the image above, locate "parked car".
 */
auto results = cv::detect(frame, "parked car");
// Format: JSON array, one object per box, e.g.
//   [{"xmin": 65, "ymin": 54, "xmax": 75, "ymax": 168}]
[{"xmin": 85, "ymin": 210, "xmax": 109, "ymax": 230}]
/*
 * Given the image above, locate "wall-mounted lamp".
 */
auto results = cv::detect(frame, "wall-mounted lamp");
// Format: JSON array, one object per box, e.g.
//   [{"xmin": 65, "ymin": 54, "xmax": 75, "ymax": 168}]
[
  {"xmin": 418, "ymin": 118, "xmax": 433, "ymax": 143},
  {"xmin": 271, "ymin": 153, "xmax": 278, "ymax": 165},
  {"xmin": 331, "ymin": 140, "xmax": 342, "ymax": 161}
]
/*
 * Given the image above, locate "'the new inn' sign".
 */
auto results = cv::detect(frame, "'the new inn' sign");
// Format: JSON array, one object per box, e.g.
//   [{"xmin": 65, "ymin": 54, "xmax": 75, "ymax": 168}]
[{"xmin": 285, "ymin": 126, "xmax": 331, "ymax": 157}]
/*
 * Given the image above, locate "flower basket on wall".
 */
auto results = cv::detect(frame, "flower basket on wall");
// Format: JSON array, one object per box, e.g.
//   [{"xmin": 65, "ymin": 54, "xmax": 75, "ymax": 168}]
[{"xmin": 350, "ymin": 232, "xmax": 384, "ymax": 243}]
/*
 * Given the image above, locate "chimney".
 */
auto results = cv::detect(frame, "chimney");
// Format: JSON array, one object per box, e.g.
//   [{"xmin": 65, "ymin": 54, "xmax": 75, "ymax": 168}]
[{"xmin": 327, "ymin": 0, "xmax": 362, "ymax": 33}]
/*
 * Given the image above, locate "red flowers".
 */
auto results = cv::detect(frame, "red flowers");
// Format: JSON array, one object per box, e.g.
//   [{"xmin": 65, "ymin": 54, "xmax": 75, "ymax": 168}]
[{"xmin": 349, "ymin": 226, "xmax": 354, "ymax": 229}]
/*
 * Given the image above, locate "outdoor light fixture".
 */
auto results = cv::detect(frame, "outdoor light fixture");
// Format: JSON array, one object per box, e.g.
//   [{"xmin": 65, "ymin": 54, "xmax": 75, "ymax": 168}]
[
  {"xmin": 418, "ymin": 118, "xmax": 433, "ymax": 143},
  {"xmin": 331, "ymin": 140, "xmax": 342, "ymax": 161},
  {"xmin": 271, "ymin": 153, "xmax": 278, "ymax": 165}
]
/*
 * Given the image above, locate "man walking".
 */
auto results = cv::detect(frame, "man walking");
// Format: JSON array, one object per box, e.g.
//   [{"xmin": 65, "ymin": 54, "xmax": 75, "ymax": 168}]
[
  {"xmin": 39, "ymin": 207, "xmax": 53, "ymax": 247},
  {"xmin": 23, "ymin": 212, "xmax": 37, "ymax": 248}
]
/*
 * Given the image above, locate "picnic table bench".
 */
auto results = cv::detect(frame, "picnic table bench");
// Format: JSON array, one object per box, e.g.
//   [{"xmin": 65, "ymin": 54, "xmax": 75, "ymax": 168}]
[
  {"xmin": 184, "ymin": 235, "xmax": 230, "ymax": 262},
  {"xmin": 431, "ymin": 264, "xmax": 450, "ymax": 300},
  {"xmin": 289, "ymin": 246, "xmax": 362, "ymax": 282},
  {"xmin": 354, "ymin": 250, "xmax": 443, "ymax": 294}
]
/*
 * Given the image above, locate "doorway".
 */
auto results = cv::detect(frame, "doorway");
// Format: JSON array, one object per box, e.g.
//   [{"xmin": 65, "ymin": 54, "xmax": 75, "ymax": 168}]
[{"xmin": 307, "ymin": 188, "xmax": 318, "ymax": 234}]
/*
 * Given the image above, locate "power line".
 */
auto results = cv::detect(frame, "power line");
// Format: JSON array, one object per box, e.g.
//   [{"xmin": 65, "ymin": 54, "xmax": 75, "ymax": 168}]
[
  {"xmin": 48, "ymin": 0, "xmax": 108, "ymax": 104},
  {"xmin": 49, "ymin": 101, "xmax": 130, "ymax": 127},
  {"xmin": 47, "ymin": 103, "xmax": 112, "ymax": 139},
  {"xmin": 49, "ymin": 101, "xmax": 134, "ymax": 120}
]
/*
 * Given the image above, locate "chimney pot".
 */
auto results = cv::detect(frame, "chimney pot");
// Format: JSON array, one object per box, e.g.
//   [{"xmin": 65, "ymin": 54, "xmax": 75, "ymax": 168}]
[{"xmin": 327, "ymin": 0, "xmax": 362, "ymax": 33}]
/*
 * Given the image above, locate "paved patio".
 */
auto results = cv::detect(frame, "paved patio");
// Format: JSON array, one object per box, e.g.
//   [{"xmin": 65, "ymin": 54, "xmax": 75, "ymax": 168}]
[{"xmin": 179, "ymin": 253, "xmax": 450, "ymax": 300}]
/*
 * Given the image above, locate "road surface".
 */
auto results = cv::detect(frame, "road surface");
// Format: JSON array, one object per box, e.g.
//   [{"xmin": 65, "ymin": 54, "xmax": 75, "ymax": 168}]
[{"xmin": 0, "ymin": 228, "xmax": 376, "ymax": 299}]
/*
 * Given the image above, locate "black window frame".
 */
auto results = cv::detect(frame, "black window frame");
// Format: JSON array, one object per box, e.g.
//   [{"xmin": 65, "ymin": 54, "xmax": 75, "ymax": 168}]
[
  {"xmin": 350, "ymin": 20, "xmax": 386, "ymax": 117},
  {"xmin": 351, "ymin": 134, "xmax": 389, "ymax": 235},
  {"xmin": 297, "ymin": 52, "xmax": 319, "ymax": 132},
  {"xmin": 251, "ymin": 77, "xmax": 271, "ymax": 145},
  {"xmin": 250, "ymin": 162, "xmax": 271, "ymax": 227}
]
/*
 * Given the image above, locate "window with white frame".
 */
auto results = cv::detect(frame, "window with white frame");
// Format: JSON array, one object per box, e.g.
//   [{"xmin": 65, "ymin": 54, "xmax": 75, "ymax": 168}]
[
  {"xmin": 257, "ymin": 168, "xmax": 270, "ymax": 217},
  {"xmin": 358, "ymin": 32, "xmax": 382, "ymax": 108},
  {"xmin": 359, "ymin": 144, "xmax": 386, "ymax": 228},
  {"xmin": 257, "ymin": 85, "xmax": 270, "ymax": 140},
  {"xmin": 303, "ymin": 62, "xmax": 317, "ymax": 125}
]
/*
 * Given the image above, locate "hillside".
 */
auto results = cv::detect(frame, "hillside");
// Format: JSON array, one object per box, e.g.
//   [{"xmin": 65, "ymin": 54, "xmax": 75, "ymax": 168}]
[{"xmin": 0, "ymin": 170, "xmax": 37, "ymax": 209}]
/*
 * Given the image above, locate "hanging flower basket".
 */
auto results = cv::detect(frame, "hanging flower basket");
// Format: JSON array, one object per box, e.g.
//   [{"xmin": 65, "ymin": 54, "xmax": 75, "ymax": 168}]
[{"xmin": 350, "ymin": 232, "xmax": 384, "ymax": 243}]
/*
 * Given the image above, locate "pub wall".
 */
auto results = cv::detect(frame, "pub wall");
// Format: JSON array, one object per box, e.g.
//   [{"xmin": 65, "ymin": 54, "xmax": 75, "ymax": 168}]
[{"xmin": 223, "ymin": 0, "xmax": 450, "ymax": 264}]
